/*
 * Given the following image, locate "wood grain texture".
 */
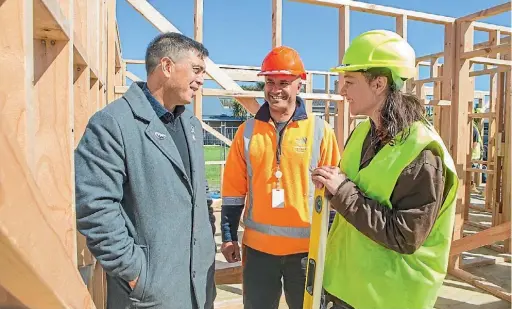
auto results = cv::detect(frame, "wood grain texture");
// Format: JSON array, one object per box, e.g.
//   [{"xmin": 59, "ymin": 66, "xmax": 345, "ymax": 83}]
[
  {"xmin": 215, "ymin": 261, "xmax": 243, "ymax": 285},
  {"xmin": 0, "ymin": 285, "xmax": 28, "ymax": 309},
  {"xmin": 0, "ymin": 131, "xmax": 94, "ymax": 308},
  {"xmin": 449, "ymin": 268, "xmax": 511, "ymax": 302},
  {"xmin": 0, "ymin": 0, "xmax": 33, "ymax": 168},
  {"xmin": 33, "ymin": 39, "xmax": 76, "ymax": 262},
  {"xmin": 458, "ymin": 2, "xmax": 511, "ymax": 22},
  {"xmin": 450, "ymin": 222, "xmax": 511, "ymax": 256}
]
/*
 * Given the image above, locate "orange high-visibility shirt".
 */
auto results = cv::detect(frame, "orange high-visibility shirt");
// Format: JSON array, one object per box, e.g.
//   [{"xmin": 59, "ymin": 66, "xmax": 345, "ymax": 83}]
[{"xmin": 222, "ymin": 99, "xmax": 341, "ymax": 255}]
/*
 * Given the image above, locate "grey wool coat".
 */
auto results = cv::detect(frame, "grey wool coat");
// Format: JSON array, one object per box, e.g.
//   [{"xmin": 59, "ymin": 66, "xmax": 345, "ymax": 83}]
[{"xmin": 75, "ymin": 83, "xmax": 216, "ymax": 308}]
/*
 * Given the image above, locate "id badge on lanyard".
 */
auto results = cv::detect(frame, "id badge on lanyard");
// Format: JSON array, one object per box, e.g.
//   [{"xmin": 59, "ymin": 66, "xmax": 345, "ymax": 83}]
[
  {"xmin": 272, "ymin": 169, "xmax": 284, "ymax": 208},
  {"xmin": 272, "ymin": 118, "xmax": 291, "ymax": 209}
]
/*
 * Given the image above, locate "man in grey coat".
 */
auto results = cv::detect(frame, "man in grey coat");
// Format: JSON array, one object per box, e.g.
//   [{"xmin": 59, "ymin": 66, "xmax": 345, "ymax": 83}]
[{"xmin": 75, "ymin": 32, "xmax": 217, "ymax": 308}]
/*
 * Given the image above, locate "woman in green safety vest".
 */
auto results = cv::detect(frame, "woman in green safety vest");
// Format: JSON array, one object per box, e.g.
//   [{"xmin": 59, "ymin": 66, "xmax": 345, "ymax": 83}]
[{"xmin": 311, "ymin": 30, "xmax": 459, "ymax": 309}]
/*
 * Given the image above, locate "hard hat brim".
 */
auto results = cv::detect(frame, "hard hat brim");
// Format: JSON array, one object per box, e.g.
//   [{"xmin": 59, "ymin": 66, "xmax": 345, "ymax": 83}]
[
  {"xmin": 329, "ymin": 64, "xmax": 369, "ymax": 73},
  {"xmin": 257, "ymin": 70, "xmax": 306, "ymax": 80},
  {"xmin": 330, "ymin": 64, "xmax": 415, "ymax": 80}
]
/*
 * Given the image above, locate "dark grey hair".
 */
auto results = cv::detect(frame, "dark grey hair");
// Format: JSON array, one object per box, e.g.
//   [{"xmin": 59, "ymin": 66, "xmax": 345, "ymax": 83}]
[
  {"xmin": 361, "ymin": 67, "xmax": 428, "ymax": 144},
  {"xmin": 145, "ymin": 32, "xmax": 209, "ymax": 74}
]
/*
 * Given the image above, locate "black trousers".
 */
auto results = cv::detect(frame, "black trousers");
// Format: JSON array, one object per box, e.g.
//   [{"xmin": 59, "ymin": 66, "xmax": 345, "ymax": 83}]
[{"xmin": 242, "ymin": 246, "xmax": 307, "ymax": 309}]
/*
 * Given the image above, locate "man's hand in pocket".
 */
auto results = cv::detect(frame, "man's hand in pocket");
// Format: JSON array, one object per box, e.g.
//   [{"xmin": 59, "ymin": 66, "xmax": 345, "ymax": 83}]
[{"xmin": 129, "ymin": 277, "xmax": 138, "ymax": 290}]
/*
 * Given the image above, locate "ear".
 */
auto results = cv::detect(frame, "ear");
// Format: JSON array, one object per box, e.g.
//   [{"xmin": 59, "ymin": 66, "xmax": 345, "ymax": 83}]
[
  {"xmin": 161, "ymin": 58, "xmax": 173, "ymax": 78},
  {"xmin": 371, "ymin": 76, "xmax": 388, "ymax": 95},
  {"xmin": 296, "ymin": 79, "xmax": 303, "ymax": 91}
]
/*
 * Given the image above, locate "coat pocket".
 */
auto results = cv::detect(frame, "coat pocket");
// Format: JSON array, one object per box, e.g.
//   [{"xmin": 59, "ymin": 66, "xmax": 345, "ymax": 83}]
[{"xmin": 129, "ymin": 245, "xmax": 150, "ymax": 302}]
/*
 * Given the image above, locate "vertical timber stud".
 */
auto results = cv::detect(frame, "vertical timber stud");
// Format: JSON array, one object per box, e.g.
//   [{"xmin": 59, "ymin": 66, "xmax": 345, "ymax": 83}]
[
  {"xmin": 395, "ymin": 14, "xmax": 408, "ymax": 93},
  {"xmin": 305, "ymin": 73, "xmax": 313, "ymax": 113},
  {"xmin": 324, "ymin": 75, "xmax": 331, "ymax": 123},
  {"xmin": 431, "ymin": 57, "xmax": 441, "ymax": 135},
  {"xmin": 442, "ymin": 23, "xmax": 455, "ymax": 155},
  {"xmin": 0, "ymin": 0, "xmax": 34, "ymax": 165},
  {"xmin": 272, "ymin": 0, "xmax": 282, "ymax": 48},
  {"xmin": 493, "ymin": 71, "xmax": 505, "ymax": 228},
  {"xmin": 107, "ymin": 0, "xmax": 117, "ymax": 103},
  {"xmin": 502, "ymin": 49, "xmax": 511, "ymax": 252},
  {"xmin": 449, "ymin": 20, "xmax": 474, "ymax": 270},
  {"xmin": 395, "ymin": 14, "xmax": 407, "ymax": 40},
  {"xmin": 32, "ymin": 0, "xmax": 76, "ymax": 263},
  {"xmin": 194, "ymin": 0, "xmax": 203, "ymax": 120},
  {"xmin": 336, "ymin": 5, "xmax": 350, "ymax": 153},
  {"xmin": 100, "ymin": 0, "xmax": 107, "ymax": 108},
  {"xmin": 433, "ymin": 62, "xmax": 442, "ymax": 133},
  {"xmin": 486, "ymin": 30, "xmax": 500, "ymax": 212}
]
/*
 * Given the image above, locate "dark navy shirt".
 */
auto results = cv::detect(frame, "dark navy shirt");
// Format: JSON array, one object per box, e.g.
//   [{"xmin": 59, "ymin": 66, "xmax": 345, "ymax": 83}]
[{"xmin": 141, "ymin": 83, "xmax": 191, "ymax": 179}]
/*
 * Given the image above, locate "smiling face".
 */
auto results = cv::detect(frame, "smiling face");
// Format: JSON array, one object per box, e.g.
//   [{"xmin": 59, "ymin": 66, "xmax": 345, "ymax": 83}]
[
  {"xmin": 264, "ymin": 74, "xmax": 302, "ymax": 113},
  {"xmin": 340, "ymin": 71, "xmax": 387, "ymax": 117},
  {"xmin": 161, "ymin": 50, "xmax": 206, "ymax": 105}
]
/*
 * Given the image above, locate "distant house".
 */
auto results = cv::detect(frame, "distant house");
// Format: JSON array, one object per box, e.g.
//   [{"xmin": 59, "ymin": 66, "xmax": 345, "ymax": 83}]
[
  {"xmin": 202, "ymin": 114, "xmax": 246, "ymax": 145},
  {"xmin": 203, "ymin": 114, "xmax": 245, "ymax": 127}
]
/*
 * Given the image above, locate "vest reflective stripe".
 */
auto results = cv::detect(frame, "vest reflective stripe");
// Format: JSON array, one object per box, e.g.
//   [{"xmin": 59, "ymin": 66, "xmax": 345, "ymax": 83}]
[
  {"xmin": 243, "ymin": 118, "xmax": 256, "ymax": 221},
  {"xmin": 222, "ymin": 196, "xmax": 245, "ymax": 206},
  {"xmin": 242, "ymin": 116, "xmax": 325, "ymax": 239}
]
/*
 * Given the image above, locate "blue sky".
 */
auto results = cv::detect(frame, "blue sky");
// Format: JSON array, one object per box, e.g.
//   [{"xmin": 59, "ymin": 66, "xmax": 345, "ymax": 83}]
[{"xmin": 117, "ymin": 0, "xmax": 511, "ymax": 115}]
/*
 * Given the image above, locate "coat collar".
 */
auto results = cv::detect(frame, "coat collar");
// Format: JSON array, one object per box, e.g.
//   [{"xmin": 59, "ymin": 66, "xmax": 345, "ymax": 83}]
[
  {"xmin": 255, "ymin": 96, "xmax": 308, "ymax": 122},
  {"xmin": 123, "ymin": 81, "xmax": 187, "ymax": 123},
  {"xmin": 141, "ymin": 82, "xmax": 186, "ymax": 124},
  {"xmin": 123, "ymin": 82, "xmax": 158, "ymax": 123},
  {"xmin": 122, "ymin": 82, "xmax": 196, "ymax": 195}
]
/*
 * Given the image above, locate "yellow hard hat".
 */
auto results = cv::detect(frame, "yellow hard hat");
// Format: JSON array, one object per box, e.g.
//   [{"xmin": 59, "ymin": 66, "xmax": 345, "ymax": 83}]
[{"xmin": 331, "ymin": 30, "xmax": 416, "ymax": 86}]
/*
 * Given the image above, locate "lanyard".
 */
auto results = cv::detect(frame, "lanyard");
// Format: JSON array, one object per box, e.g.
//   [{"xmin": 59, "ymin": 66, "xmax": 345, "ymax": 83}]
[
  {"xmin": 271, "ymin": 113, "xmax": 294, "ymax": 186},
  {"xmin": 274, "ymin": 118, "xmax": 293, "ymax": 167}
]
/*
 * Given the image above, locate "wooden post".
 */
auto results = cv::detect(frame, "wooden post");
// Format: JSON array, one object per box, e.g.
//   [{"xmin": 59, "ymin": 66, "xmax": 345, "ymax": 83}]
[
  {"xmin": 502, "ymin": 50, "xmax": 511, "ymax": 252},
  {"xmin": 438, "ymin": 65, "xmax": 451, "ymax": 148},
  {"xmin": 220, "ymin": 163, "xmax": 225, "ymax": 196},
  {"xmin": 33, "ymin": 9, "xmax": 76, "ymax": 265},
  {"xmin": 474, "ymin": 99, "xmax": 483, "ymax": 188},
  {"xmin": 272, "ymin": 0, "xmax": 282, "ymax": 48},
  {"xmin": 448, "ymin": 20, "xmax": 474, "ymax": 270},
  {"xmin": 486, "ymin": 30, "xmax": 500, "ymax": 212},
  {"xmin": 336, "ymin": 5, "xmax": 350, "ymax": 153},
  {"xmin": 493, "ymin": 71, "xmax": 505, "ymax": 228},
  {"xmin": 442, "ymin": 24, "xmax": 455, "ymax": 155},
  {"xmin": 324, "ymin": 74, "xmax": 331, "ymax": 123},
  {"xmin": 407, "ymin": 62, "xmax": 419, "ymax": 94},
  {"xmin": 92, "ymin": 261, "xmax": 106, "ymax": 309},
  {"xmin": 433, "ymin": 63, "xmax": 442, "ymax": 132},
  {"xmin": 305, "ymin": 73, "xmax": 313, "ymax": 113},
  {"xmin": 194, "ymin": 0, "xmax": 203, "ymax": 120},
  {"xmin": 107, "ymin": 0, "xmax": 116, "ymax": 103},
  {"xmin": 395, "ymin": 14, "xmax": 407, "ymax": 40},
  {"xmin": 0, "ymin": 0, "xmax": 96, "ymax": 306},
  {"xmin": 396, "ymin": 14, "xmax": 408, "ymax": 93}
]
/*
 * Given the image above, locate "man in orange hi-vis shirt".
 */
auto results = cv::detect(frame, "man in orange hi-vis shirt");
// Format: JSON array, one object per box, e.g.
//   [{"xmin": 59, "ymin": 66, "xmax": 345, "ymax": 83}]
[{"xmin": 219, "ymin": 46, "xmax": 341, "ymax": 309}]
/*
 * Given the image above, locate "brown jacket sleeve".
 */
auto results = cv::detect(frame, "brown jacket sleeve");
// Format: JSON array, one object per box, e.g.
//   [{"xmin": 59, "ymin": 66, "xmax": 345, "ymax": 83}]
[{"xmin": 329, "ymin": 149, "xmax": 446, "ymax": 255}]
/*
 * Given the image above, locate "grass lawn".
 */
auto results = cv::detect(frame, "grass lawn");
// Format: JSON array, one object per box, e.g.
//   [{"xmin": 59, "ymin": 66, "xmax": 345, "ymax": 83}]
[{"xmin": 204, "ymin": 145, "xmax": 230, "ymax": 191}]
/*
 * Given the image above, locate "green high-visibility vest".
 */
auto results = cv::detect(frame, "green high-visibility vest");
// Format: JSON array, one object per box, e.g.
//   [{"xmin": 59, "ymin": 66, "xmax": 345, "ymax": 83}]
[{"xmin": 323, "ymin": 120, "xmax": 459, "ymax": 309}]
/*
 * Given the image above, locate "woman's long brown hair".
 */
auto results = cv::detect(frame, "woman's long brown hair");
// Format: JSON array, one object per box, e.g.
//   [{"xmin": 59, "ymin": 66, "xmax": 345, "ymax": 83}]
[{"xmin": 361, "ymin": 67, "xmax": 429, "ymax": 144}]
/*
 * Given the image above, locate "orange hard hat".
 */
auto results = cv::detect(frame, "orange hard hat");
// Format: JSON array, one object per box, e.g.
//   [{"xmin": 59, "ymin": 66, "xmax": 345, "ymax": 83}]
[{"xmin": 258, "ymin": 46, "xmax": 307, "ymax": 80}]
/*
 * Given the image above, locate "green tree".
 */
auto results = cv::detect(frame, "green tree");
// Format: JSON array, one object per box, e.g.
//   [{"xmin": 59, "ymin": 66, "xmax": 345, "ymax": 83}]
[{"xmin": 231, "ymin": 82, "xmax": 265, "ymax": 119}]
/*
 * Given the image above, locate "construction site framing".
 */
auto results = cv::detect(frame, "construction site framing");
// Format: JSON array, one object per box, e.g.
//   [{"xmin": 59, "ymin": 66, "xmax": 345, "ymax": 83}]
[{"xmin": 0, "ymin": 0, "xmax": 510, "ymax": 307}]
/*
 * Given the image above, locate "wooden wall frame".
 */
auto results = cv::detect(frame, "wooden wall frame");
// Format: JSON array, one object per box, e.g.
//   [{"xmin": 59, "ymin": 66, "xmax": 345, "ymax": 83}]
[{"xmin": 0, "ymin": 0, "xmax": 510, "ymax": 306}]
